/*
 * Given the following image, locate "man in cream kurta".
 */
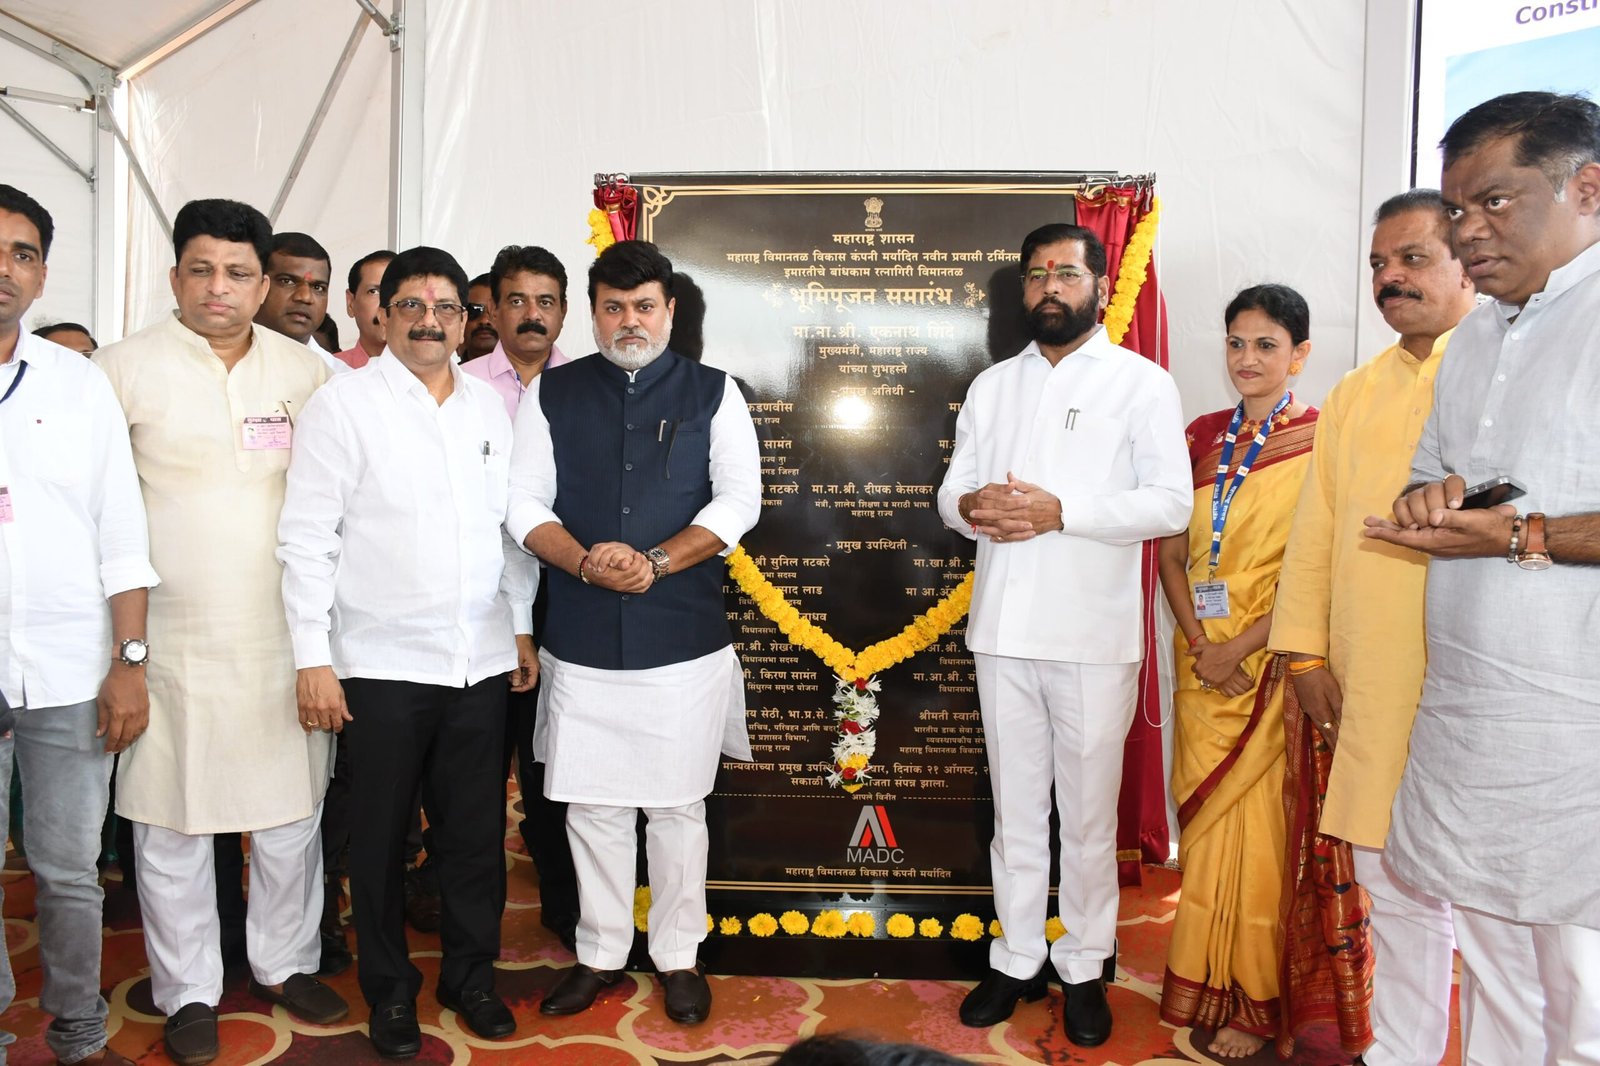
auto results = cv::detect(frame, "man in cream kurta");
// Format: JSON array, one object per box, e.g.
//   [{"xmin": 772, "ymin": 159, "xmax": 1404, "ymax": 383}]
[
  {"xmin": 1271, "ymin": 190, "xmax": 1476, "ymax": 1066},
  {"xmin": 95, "ymin": 198, "xmax": 345, "ymax": 1065}
]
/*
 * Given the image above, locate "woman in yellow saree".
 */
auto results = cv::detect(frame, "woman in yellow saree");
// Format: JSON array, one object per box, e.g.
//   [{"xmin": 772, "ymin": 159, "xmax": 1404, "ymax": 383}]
[{"xmin": 1156, "ymin": 285, "xmax": 1317, "ymax": 1059}]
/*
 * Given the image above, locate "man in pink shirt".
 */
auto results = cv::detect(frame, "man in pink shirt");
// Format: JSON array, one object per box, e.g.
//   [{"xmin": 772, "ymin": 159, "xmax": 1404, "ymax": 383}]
[
  {"xmin": 335, "ymin": 250, "xmax": 393, "ymax": 369},
  {"xmin": 463, "ymin": 243, "xmax": 579, "ymax": 947},
  {"xmin": 462, "ymin": 245, "xmax": 570, "ymax": 421}
]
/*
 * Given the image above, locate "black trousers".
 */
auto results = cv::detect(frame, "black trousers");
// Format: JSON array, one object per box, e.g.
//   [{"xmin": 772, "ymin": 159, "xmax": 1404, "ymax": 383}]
[
  {"xmin": 343, "ymin": 675, "xmax": 508, "ymax": 1006},
  {"xmin": 503, "ymin": 681, "xmax": 578, "ymax": 929}
]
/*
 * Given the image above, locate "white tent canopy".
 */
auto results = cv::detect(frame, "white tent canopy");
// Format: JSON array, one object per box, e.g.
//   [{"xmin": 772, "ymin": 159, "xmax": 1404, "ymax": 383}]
[{"xmin": 2, "ymin": 0, "xmax": 1414, "ymax": 414}]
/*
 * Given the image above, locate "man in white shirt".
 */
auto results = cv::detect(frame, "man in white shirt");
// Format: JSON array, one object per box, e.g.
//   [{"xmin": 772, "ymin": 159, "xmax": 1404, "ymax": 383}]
[
  {"xmin": 0, "ymin": 185, "xmax": 156, "ymax": 1066},
  {"xmin": 279, "ymin": 246, "xmax": 538, "ymax": 1059},
  {"xmin": 937, "ymin": 222, "xmax": 1190, "ymax": 1047},
  {"xmin": 507, "ymin": 240, "xmax": 760, "ymax": 1026},
  {"xmin": 254, "ymin": 231, "xmax": 348, "ymax": 376}
]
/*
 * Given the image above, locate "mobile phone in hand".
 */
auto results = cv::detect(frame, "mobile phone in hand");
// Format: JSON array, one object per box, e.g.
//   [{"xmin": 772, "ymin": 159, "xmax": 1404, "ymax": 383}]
[{"xmin": 1460, "ymin": 476, "xmax": 1526, "ymax": 509}]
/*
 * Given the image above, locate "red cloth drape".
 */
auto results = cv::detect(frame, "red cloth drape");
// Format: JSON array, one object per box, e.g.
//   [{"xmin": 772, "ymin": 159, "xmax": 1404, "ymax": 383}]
[{"xmin": 1073, "ymin": 185, "xmax": 1169, "ymax": 888}]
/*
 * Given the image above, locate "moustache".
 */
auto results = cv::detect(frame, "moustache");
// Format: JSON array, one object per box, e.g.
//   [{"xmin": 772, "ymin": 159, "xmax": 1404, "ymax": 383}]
[
  {"xmin": 1033, "ymin": 296, "xmax": 1066, "ymax": 311},
  {"xmin": 1378, "ymin": 284, "xmax": 1423, "ymax": 303},
  {"xmin": 407, "ymin": 327, "xmax": 447, "ymax": 342},
  {"xmin": 515, "ymin": 320, "xmax": 548, "ymax": 336},
  {"xmin": 612, "ymin": 327, "xmax": 649, "ymax": 343}
]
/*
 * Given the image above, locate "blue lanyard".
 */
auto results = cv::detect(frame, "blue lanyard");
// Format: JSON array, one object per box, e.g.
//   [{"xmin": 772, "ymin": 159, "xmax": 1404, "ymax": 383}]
[
  {"xmin": 0, "ymin": 361, "xmax": 26, "ymax": 406},
  {"xmin": 1207, "ymin": 392, "xmax": 1290, "ymax": 576}
]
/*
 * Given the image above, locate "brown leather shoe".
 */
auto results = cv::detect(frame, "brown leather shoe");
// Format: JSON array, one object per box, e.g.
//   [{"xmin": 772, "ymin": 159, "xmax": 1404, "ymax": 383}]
[
  {"xmin": 539, "ymin": 963, "xmax": 622, "ymax": 1016},
  {"xmin": 659, "ymin": 964, "xmax": 711, "ymax": 1025},
  {"xmin": 249, "ymin": 972, "xmax": 350, "ymax": 1025}
]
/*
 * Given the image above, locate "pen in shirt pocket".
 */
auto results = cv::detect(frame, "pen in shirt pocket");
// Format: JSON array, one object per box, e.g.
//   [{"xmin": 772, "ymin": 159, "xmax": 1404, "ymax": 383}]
[
  {"xmin": 279, "ymin": 400, "xmax": 295, "ymax": 428},
  {"xmin": 481, "ymin": 440, "xmax": 490, "ymax": 464},
  {"xmin": 660, "ymin": 419, "xmax": 679, "ymax": 479}
]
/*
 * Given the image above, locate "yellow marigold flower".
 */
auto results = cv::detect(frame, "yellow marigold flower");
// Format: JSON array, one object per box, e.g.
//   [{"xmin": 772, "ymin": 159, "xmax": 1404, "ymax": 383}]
[
  {"xmin": 886, "ymin": 914, "xmax": 915, "ymax": 938},
  {"xmin": 633, "ymin": 886, "xmax": 652, "ymax": 932},
  {"xmin": 812, "ymin": 910, "xmax": 847, "ymax": 938},
  {"xmin": 846, "ymin": 911, "xmax": 875, "ymax": 938},
  {"xmin": 780, "ymin": 910, "xmax": 810, "ymax": 935},
  {"xmin": 989, "ymin": 918, "xmax": 1003, "ymax": 938},
  {"xmin": 951, "ymin": 914, "xmax": 984, "ymax": 941},
  {"xmin": 719, "ymin": 916, "xmax": 742, "ymax": 935},
  {"xmin": 749, "ymin": 913, "xmax": 778, "ymax": 937},
  {"xmin": 1045, "ymin": 916, "xmax": 1067, "ymax": 943},
  {"xmin": 919, "ymin": 917, "xmax": 944, "ymax": 938}
]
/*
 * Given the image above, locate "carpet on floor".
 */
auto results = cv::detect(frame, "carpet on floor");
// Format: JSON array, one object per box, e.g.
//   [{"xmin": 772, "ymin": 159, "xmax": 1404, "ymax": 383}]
[{"xmin": 1, "ymin": 790, "xmax": 1460, "ymax": 1064}]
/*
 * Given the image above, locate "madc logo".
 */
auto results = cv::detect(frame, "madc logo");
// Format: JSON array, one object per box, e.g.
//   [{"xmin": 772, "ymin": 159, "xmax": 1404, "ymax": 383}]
[{"xmin": 846, "ymin": 804, "xmax": 905, "ymax": 864}]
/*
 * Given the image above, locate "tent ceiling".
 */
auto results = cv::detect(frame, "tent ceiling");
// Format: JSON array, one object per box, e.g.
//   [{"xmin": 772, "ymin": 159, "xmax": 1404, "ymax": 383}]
[{"xmin": 0, "ymin": 0, "xmax": 255, "ymax": 75}]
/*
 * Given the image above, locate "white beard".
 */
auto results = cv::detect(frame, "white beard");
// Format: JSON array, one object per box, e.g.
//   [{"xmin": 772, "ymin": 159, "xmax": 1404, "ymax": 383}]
[{"xmin": 596, "ymin": 321, "xmax": 670, "ymax": 371}]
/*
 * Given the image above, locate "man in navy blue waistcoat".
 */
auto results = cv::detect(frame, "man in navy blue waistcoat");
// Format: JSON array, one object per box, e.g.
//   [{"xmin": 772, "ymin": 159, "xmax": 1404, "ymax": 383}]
[{"xmin": 506, "ymin": 240, "xmax": 760, "ymax": 1026}]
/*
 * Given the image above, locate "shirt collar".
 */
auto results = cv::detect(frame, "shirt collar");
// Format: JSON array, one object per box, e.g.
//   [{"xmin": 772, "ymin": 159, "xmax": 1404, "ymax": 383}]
[
  {"xmin": 164, "ymin": 309, "xmax": 263, "ymax": 365},
  {"xmin": 1493, "ymin": 238, "xmax": 1600, "ymax": 320},
  {"xmin": 376, "ymin": 345, "xmax": 464, "ymax": 400},
  {"xmin": 488, "ymin": 341, "xmax": 569, "ymax": 381},
  {"xmin": 1389, "ymin": 327, "xmax": 1455, "ymax": 368},
  {"xmin": 1019, "ymin": 324, "xmax": 1111, "ymax": 364}
]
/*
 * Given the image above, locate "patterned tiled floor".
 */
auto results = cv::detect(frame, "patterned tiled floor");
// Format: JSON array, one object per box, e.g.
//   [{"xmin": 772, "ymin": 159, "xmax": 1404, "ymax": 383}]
[{"xmin": 2, "ymin": 793, "xmax": 1460, "ymax": 1064}]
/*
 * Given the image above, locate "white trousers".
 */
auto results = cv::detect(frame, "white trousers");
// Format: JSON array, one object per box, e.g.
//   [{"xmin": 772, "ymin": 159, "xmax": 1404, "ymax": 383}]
[
  {"xmin": 974, "ymin": 653, "xmax": 1139, "ymax": 985},
  {"xmin": 566, "ymin": 800, "xmax": 707, "ymax": 973},
  {"xmin": 133, "ymin": 806, "xmax": 324, "ymax": 1015},
  {"xmin": 1352, "ymin": 845, "xmax": 1455, "ymax": 1066},
  {"xmin": 1453, "ymin": 906, "xmax": 1600, "ymax": 1066}
]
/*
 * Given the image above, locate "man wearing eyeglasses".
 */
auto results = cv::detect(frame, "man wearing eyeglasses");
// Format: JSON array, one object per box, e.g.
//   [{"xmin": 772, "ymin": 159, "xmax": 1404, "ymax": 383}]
[
  {"xmin": 254, "ymin": 232, "xmax": 349, "ymax": 376},
  {"xmin": 278, "ymin": 246, "xmax": 538, "ymax": 1058},
  {"xmin": 459, "ymin": 274, "xmax": 500, "ymax": 363},
  {"xmin": 937, "ymin": 222, "xmax": 1190, "ymax": 1047}
]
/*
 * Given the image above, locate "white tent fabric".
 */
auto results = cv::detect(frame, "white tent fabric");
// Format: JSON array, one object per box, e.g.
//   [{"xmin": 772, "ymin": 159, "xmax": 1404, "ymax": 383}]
[{"xmin": 5, "ymin": 0, "xmax": 1414, "ymax": 415}]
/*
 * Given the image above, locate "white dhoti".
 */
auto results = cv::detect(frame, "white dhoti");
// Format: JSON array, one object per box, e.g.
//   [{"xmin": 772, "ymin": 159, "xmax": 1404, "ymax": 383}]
[
  {"xmin": 975, "ymin": 652, "xmax": 1139, "ymax": 985},
  {"xmin": 1453, "ymin": 905, "xmax": 1600, "ymax": 1066},
  {"xmin": 538, "ymin": 646, "xmax": 748, "ymax": 971},
  {"xmin": 134, "ymin": 805, "xmax": 324, "ymax": 1015},
  {"xmin": 1352, "ymin": 846, "xmax": 1455, "ymax": 1066}
]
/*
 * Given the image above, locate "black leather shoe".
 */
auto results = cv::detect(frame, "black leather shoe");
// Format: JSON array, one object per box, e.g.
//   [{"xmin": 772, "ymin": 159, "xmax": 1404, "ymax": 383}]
[
  {"xmin": 368, "ymin": 1001, "xmax": 422, "ymax": 1059},
  {"xmin": 958, "ymin": 968, "xmax": 1047, "ymax": 1027},
  {"xmin": 438, "ymin": 986, "xmax": 516, "ymax": 1038},
  {"xmin": 659, "ymin": 965, "xmax": 711, "ymax": 1025},
  {"xmin": 163, "ymin": 1002, "xmax": 219, "ymax": 1066},
  {"xmin": 249, "ymin": 973, "xmax": 349, "ymax": 1025},
  {"xmin": 539, "ymin": 963, "xmax": 622, "ymax": 1016},
  {"xmin": 1062, "ymin": 976, "xmax": 1112, "ymax": 1047}
]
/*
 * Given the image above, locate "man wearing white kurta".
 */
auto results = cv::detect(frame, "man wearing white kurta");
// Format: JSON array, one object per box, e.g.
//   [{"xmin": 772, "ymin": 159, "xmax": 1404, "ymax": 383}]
[
  {"xmin": 507, "ymin": 240, "xmax": 760, "ymax": 1026},
  {"xmin": 95, "ymin": 199, "xmax": 346, "ymax": 1066},
  {"xmin": 278, "ymin": 247, "xmax": 539, "ymax": 1057},
  {"xmin": 1366, "ymin": 92, "xmax": 1600, "ymax": 1066},
  {"xmin": 938, "ymin": 223, "xmax": 1190, "ymax": 1048}
]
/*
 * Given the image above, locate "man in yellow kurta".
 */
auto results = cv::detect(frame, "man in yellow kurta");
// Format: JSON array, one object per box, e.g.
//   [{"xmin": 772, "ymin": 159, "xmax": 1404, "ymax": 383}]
[
  {"xmin": 95, "ymin": 200, "xmax": 347, "ymax": 1066},
  {"xmin": 1270, "ymin": 190, "xmax": 1476, "ymax": 1066}
]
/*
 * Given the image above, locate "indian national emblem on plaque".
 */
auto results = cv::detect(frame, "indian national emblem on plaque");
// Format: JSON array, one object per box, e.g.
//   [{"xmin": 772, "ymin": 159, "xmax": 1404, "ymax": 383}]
[{"xmin": 863, "ymin": 196, "xmax": 885, "ymax": 231}]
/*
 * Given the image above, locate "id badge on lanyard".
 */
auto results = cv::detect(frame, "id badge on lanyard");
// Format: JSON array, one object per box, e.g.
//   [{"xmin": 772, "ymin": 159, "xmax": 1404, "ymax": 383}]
[{"xmin": 1193, "ymin": 393, "xmax": 1290, "ymax": 621}]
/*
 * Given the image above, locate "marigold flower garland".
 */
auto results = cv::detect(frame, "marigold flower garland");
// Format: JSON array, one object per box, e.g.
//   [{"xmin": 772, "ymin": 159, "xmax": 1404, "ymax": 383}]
[
  {"xmin": 726, "ymin": 546, "xmax": 973, "ymax": 791},
  {"xmin": 1101, "ymin": 196, "xmax": 1161, "ymax": 346}
]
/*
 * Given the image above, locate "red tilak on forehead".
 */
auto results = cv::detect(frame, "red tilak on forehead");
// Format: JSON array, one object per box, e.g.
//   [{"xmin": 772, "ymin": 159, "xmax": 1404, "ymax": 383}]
[{"xmin": 1046, "ymin": 259, "xmax": 1055, "ymax": 270}]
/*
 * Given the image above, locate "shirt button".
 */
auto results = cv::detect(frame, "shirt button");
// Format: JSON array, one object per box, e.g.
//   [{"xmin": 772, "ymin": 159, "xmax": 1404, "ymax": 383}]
[
  {"xmin": 1510, "ymin": 332, "xmax": 1520, "ymax": 341},
  {"xmin": 622, "ymin": 594, "xmax": 630, "ymax": 601},
  {"xmin": 627, "ymin": 387, "xmax": 635, "ymax": 394},
  {"xmin": 1413, "ymin": 407, "xmax": 1421, "ymax": 414},
  {"xmin": 625, "ymin": 462, "xmax": 634, "ymax": 471},
  {"xmin": 622, "ymin": 506, "xmax": 631, "ymax": 514},
  {"xmin": 1483, "ymin": 419, "xmax": 1493, "ymax": 427},
  {"xmin": 626, "ymin": 423, "xmax": 634, "ymax": 430},
  {"xmin": 1497, "ymin": 374, "xmax": 1507, "ymax": 382}
]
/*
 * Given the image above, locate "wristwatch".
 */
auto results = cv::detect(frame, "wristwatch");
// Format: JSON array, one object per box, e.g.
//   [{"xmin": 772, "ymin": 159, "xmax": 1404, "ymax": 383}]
[
  {"xmin": 1516, "ymin": 512, "xmax": 1553, "ymax": 571},
  {"xmin": 645, "ymin": 546, "xmax": 671, "ymax": 580},
  {"xmin": 117, "ymin": 638, "xmax": 150, "ymax": 666}
]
